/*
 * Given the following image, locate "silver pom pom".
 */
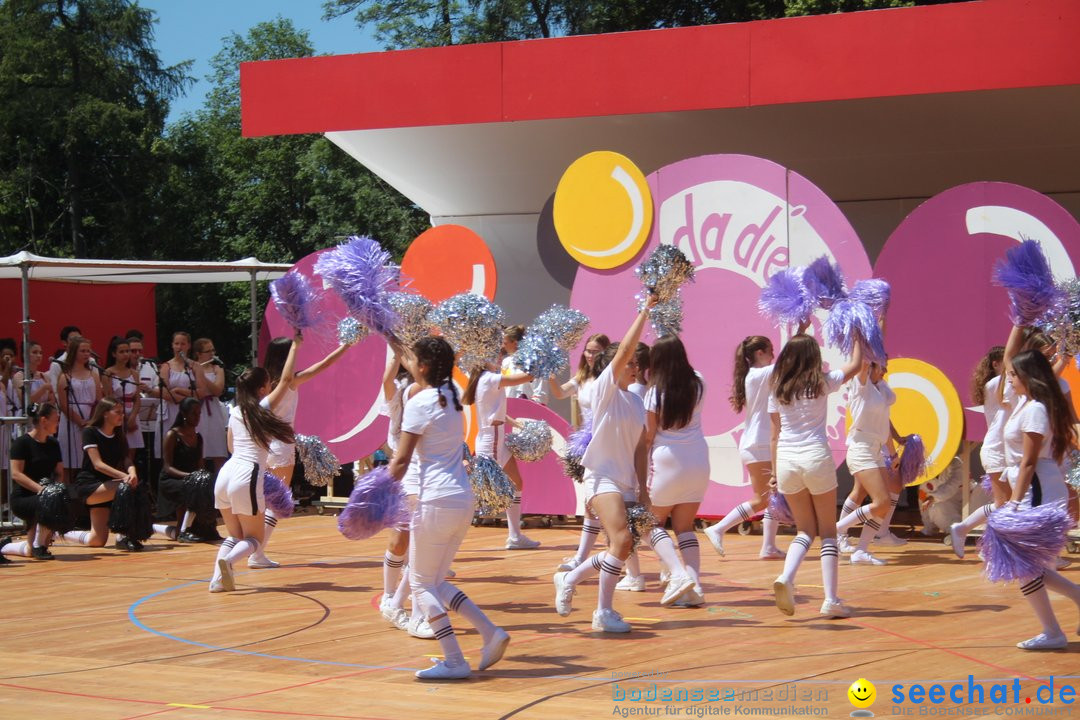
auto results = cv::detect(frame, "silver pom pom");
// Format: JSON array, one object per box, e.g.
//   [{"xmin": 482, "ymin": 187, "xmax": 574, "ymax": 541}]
[
  {"xmin": 635, "ymin": 245, "xmax": 695, "ymax": 302},
  {"xmin": 1043, "ymin": 278, "xmax": 1080, "ymax": 358},
  {"xmin": 639, "ymin": 291, "xmax": 683, "ymax": 338},
  {"xmin": 530, "ymin": 305, "xmax": 591, "ymax": 352},
  {"xmin": 505, "ymin": 420, "xmax": 553, "ymax": 462},
  {"xmin": 513, "ymin": 334, "xmax": 569, "ymax": 378},
  {"xmin": 337, "ymin": 316, "xmax": 368, "ymax": 346},
  {"xmin": 388, "ymin": 291, "xmax": 433, "ymax": 349},
  {"xmin": 468, "ymin": 453, "xmax": 516, "ymax": 517},
  {"xmin": 296, "ymin": 434, "xmax": 340, "ymax": 487},
  {"xmin": 1065, "ymin": 448, "xmax": 1080, "ymax": 492},
  {"xmin": 429, "ymin": 292, "xmax": 507, "ymax": 371}
]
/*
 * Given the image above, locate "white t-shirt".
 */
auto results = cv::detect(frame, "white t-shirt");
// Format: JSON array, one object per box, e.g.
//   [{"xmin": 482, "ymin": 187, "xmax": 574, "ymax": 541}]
[
  {"xmin": 739, "ymin": 364, "xmax": 774, "ymax": 451},
  {"xmin": 475, "ymin": 371, "xmax": 506, "ymax": 429},
  {"xmin": 229, "ymin": 398, "xmax": 272, "ymax": 466},
  {"xmin": 768, "ymin": 369, "xmax": 845, "ymax": 448},
  {"xmin": 401, "ymin": 386, "xmax": 471, "ymax": 503},
  {"xmin": 137, "ymin": 361, "xmax": 160, "ymax": 433},
  {"xmin": 501, "ymin": 355, "xmax": 547, "ymax": 404},
  {"xmin": 644, "ymin": 374, "xmax": 705, "ymax": 445},
  {"xmin": 272, "ymin": 385, "xmax": 299, "ymax": 425},
  {"xmin": 576, "ymin": 377, "xmax": 597, "ymax": 425},
  {"xmin": 846, "ymin": 376, "xmax": 895, "ymax": 447},
  {"xmin": 982, "ymin": 375, "xmax": 1010, "ymax": 454},
  {"xmin": 582, "ymin": 363, "xmax": 646, "ymax": 485},
  {"xmin": 627, "ymin": 382, "xmax": 647, "ymax": 400},
  {"xmin": 1003, "ymin": 396, "xmax": 1054, "ymax": 468},
  {"xmin": 382, "ymin": 377, "xmax": 410, "ymax": 452}
]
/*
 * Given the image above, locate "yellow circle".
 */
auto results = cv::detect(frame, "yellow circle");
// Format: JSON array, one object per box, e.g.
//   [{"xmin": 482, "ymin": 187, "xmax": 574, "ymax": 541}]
[
  {"xmin": 848, "ymin": 678, "xmax": 876, "ymax": 709},
  {"xmin": 886, "ymin": 358, "xmax": 964, "ymax": 486},
  {"xmin": 553, "ymin": 151, "xmax": 653, "ymax": 270}
]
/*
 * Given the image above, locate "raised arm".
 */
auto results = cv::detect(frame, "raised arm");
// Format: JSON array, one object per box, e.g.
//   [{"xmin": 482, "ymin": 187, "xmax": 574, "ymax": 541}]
[
  {"xmin": 612, "ymin": 295, "xmax": 658, "ymax": 375},
  {"xmin": 386, "ymin": 337, "xmax": 420, "ymax": 387},
  {"xmin": 267, "ymin": 333, "xmax": 302, "ymax": 410},
  {"xmin": 293, "ymin": 343, "xmax": 351, "ymax": 388},
  {"xmin": 499, "ymin": 371, "xmax": 533, "ymax": 389},
  {"xmin": 838, "ymin": 338, "xmax": 864, "ymax": 384}
]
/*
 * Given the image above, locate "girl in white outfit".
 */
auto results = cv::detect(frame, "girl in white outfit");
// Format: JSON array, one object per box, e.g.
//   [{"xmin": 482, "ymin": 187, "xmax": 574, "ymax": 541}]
[
  {"xmin": 463, "ymin": 359, "xmax": 537, "ymax": 549},
  {"xmin": 248, "ymin": 335, "xmax": 354, "ymax": 568},
  {"xmin": 706, "ymin": 336, "xmax": 784, "ymax": 560},
  {"xmin": 389, "ymin": 336, "xmax": 510, "ymax": 680},
  {"xmin": 57, "ymin": 336, "xmax": 103, "ymax": 481},
  {"xmin": 192, "ymin": 337, "xmax": 228, "ymax": 471},
  {"xmin": 209, "ymin": 338, "xmax": 298, "ymax": 593},
  {"xmin": 501, "ymin": 325, "xmax": 548, "ymax": 404},
  {"xmin": 770, "ymin": 327, "xmax": 862, "ymax": 619}
]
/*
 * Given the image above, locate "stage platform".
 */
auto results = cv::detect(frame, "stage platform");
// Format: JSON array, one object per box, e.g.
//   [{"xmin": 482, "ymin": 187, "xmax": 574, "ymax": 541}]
[{"xmin": 1, "ymin": 515, "xmax": 1077, "ymax": 719}]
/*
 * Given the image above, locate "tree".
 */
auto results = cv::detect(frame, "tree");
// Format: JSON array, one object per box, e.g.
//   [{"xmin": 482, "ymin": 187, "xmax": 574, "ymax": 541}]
[{"xmin": 0, "ymin": 0, "xmax": 190, "ymax": 257}]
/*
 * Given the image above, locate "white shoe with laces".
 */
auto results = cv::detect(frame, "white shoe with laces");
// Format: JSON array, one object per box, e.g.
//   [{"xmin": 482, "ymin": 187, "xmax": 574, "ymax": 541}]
[
  {"xmin": 850, "ymin": 550, "xmax": 887, "ymax": 566},
  {"xmin": 478, "ymin": 627, "xmax": 510, "ymax": 671},
  {"xmin": 674, "ymin": 586, "xmax": 705, "ymax": 607},
  {"xmin": 408, "ymin": 615, "xmax": 435, "ymax": 639},
  {"xmin": 615, "ymin": 574, "xmax": 646, "ymax": 592},
  {"xmin": 556, "ymin": 557, "xmax": 582, "ymax": 572},
  {"xmin": 553, "ymin": 571, "xmax": 575, "ymax": 616},
  {"xmin": 592, "ymin": 608, "xmax": 631, "ymax": 633},
  {"xmin": 704, "ymin": 524, "xmax": 725, "ymax": 557},
  {"xmin": 838, "ymin": 536, "xmax": 857, "ymax": 555},
  {"xmin": 659, "ymin": 569, "xmax": 671, "ymax": 587},
  {"xmin": 208, "ymin": 578, "xmax": 227, "ymax": 593},
  {"xmin": 773, "ymin": 578, "xmax": 795, "ymax": 616},
  {"xmin": 820, "ymin": 598, "xmax": 852, "ymax": 619},
  {"xmin": 415, "ymin": 658, "xmax": 471, "ymax": 680},
  {"xmin": 660, "ymin": 574, "xmax": 695, "ymax": 606},
  {"xmin": 217, "ymin": 559, "xmax": 235, "ymax": 592},
  {"xmin": 505, "ymin": 535, "xmax": 541, "ymax": 550},
  {"xmin": 1016, "ymin": 632, "xmax": 1068, "ymax": 651},
  {"xmin": 874, "ymin": 532, "xmax": 908, "ymax": 547},
  {"xmin": 759, "ymin": 547, "xmax": 785, "ymax": 560},
  {"xmin": 949, "ymin": 523, "xmax": 967, "ymax": 559},
  {"xmin": 248, "ymin": 553, "xmax": 280, "ymax": 569}
]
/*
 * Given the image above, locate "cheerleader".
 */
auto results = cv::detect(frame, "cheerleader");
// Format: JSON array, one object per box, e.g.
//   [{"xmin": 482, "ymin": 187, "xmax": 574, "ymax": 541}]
[
  {"xmin": 2, "ymin": 403, "xmax": 64, "ymax": 561},
  {"xmin": 834, "ymin": 358, "xmax": 902, "ymax": 565},
  {"xmin": 769, "ymin": 326, "xmax": 862, "ymax": 618},
  {"xmin": 553, "ymin": 294, "xmax": 685, "ymax": 633},
  {"xmin": 209, "ymin": 343, "xmax": 297, "ymax": 593},
  {"xmin": 462, "ymin": 358, "xmax": 538, "ymax": 550},
  {"xmin": 642, "ymin": 336, "xmax": 710, "ymax": 606},
  {"xmin": 995, "ymin": 337, "xmax": 1080, "ymax": 650},
  {"xmin": 248, "ymin": 336, "xmax": 354, "ymax": 569},
  {"xmin": 192, "ymin": 338, "xmax": 228, "ymax": 472},
  {"xmin": 157, "ymin": 397, "xmax": 204, "ymax": 541},
  {"xmin": 102, "ymin": 336, "xmax": 143, "ymax": 464},
  {"xmin": 502, "ymin": 325, "xmax": 547, "ymax": 404},
  {"xmin": 616, "ymin": 342, "xmax": 649, "ymax": 591},
  {"xmin": 389, "ymin": 336, "xmax": 509, "ymax": 679},
  {"xmin": 550, "ymin": 333, "xmax": 610, "ymax": 572},
  {"xmin": 57, "ymin": 336, "xmax": 103, "ymax": 482},
  {"xmin": 705, "ymin": 336, "xmax": 785, "ymax": 560}
]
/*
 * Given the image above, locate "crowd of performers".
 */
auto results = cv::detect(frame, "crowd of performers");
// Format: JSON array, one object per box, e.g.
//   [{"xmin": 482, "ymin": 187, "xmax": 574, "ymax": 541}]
[{"xmin": 4, "ymin": 236, "xmax": 1080, "ymax": 681}]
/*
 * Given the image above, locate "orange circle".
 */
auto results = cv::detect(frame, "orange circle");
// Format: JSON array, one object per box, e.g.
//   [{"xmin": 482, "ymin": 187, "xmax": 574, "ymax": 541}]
[{"xmin": 401, "ymin": 225, "xmax": 497, "ymax": 303}]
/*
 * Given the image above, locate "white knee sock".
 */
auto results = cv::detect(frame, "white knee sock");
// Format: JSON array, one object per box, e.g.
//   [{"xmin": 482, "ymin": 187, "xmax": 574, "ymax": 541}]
[
  {"xmin": 255, "ymin": 510, "xmax": 279, "ymax": 558},
  {"xmin": 574, "ymin": 517, "xmax": 601, "ymax": 563},
  {"xmin": 624, "ymin": 551, "xmax": 642, "ymax": 578},
  {"xmin": 761, "ymin": 511, "xmax": 780, "ymax": 553},
  {"xmin": 212, "ymin": 538, "xmax": 237, "ymax": 582},
  {"xmin": 837, "ymin": 505, "xmax": 876, "ymax": 535},
  {"xmin": 676, "ymin": 532, "xmax": 700, "ymax": 587},
  {"xmin": 443, "ymin": 585, "xmax": 497, "ymax": 641},
  {"xmin": 392, "ymin": 565, "xmax": 410, "ymax": 609},
  {"xmin": 647, "ymin": 528, "xmax": 687, "ymax": 576},
  {"xmin": 61, "ymin": 530, "xmax": 91, "ymax": 546},
  {"xmin": 779, "ymin": 532, "xmax": 812, "ymax": 584},
  {"xmin": 598, "ymin": 553, "xmax": 625, "ymax": 611},
  {"xmin": 856, "ymin": 514, "xmax": 882, "ymax": 552},
  {"xmin": 427, "ymin": 613, "xmax": 465, "ymax": 665},
  {"xmin": 566, "ymin": 552, "xmax": 604, "ymax": 586},
  {"xmin": 956, "ymin": 504, "xmax": 993, "ymax": 534},
  {"xmin": 225, "ymin": 536, "xmax": 260, "ymax": 565},
  {"xmin": 34, "ymin": 526, "xmax": 50, "ymax": 548},
  {"xmin": 876, "ymin": 493, "xmax": 901, "ymax": 538},
  {"xmin": 506, "ymin": 494, "xmax": 523, "ymax": 540},
  {"xmin": 383, "ymin": 551, "xmax": 406, "ymax": 598},
  {"xmin": 839, "ymin": 498, "xmax": 859, "ymax": 523},
  {"xmin": 1021, "ymin": 575, "xmax": 1063, "ymax": 637},
  {"xmin": 180, "ymin": 511, "xmax": 195, "ymax": 533},
  {"xmin": 714, "ymin": 501, "xmax": 755, "ymax": 535},
  {"xmin": 820, "ymin": 538, "xmax": 840, "ymax": 602},
  {"xmin": 2, "ymin": 540, "xmax": 31, "ymax": 557},
  {"xmin": 152, "ymin": 523, "xmax": 176, "ymax": 540},
  {"xmin": 1042, "ymin": 569, "xmax": 1080, "ymax": 606}
]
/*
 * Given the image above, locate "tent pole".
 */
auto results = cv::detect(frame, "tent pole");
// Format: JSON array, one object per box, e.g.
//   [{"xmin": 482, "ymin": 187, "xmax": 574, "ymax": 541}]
[
  {"xmin": 250, "ymin": 269, "xmax": 258, "ymax": 365},
  {"xmin": 19, "ymin": 263, "xmax": 32, "ymax": 417}
]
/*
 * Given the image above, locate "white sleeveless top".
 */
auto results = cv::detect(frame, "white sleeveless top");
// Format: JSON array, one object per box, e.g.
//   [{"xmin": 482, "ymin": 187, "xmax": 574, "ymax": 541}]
[{"xmin": 229, "ymin": 398, "xmax": 272, "ymax": 466}]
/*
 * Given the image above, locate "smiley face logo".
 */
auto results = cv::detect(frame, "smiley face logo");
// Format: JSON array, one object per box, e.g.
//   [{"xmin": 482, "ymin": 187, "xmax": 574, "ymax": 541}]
[{"xmin": 848, "ymin": 678, "xmax": 876, "ymax": 713}]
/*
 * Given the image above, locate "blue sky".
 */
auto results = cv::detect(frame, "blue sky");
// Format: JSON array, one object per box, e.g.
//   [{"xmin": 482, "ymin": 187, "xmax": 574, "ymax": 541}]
[{"xmin": 140, "ymin": 0, "xmax": 379, "ymax": 121}]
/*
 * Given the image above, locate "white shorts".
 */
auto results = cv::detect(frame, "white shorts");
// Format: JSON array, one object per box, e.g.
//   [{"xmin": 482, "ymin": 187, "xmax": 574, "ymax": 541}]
[
  {"xmin": 846, "ymin": 440, "xmax": 887, "ymax": 475},
  {"xmin": 979, "ymin": 443, "xmax": 1006, "ymax": 475},
  {"xmin": 739, "ymin": 445, "xmax": 771, "ymax": 465},
  {"xmin": 585, "ymin": 474, "xmax": 638, "ymax": 504},
  {"xmin": 214, "ymin": 458, "xmax": 264, "ymax": 516},
  {"xmin": 268, "ymin": 440, "xmax": 296, "ymax": 468},
  {"xmin": 475, "ymin": 425, "xmax": 509, "ymax": 467},
  {"xmin": 776, "ymin": 444, "xmax": 837, "ymax": 496},
  {"xmin": 650, "ymin": 442, "xmax": 710, "ymax": 506},
  {"xmin": 1003, "ymin": 462, "xmax": 1069, "ymax": 507}
]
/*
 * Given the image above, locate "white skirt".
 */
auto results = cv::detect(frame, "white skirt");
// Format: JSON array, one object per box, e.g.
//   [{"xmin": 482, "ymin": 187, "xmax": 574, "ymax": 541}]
[{"xmin": 649, "ymin": 441, "xmax": 710, "ymax": 506}]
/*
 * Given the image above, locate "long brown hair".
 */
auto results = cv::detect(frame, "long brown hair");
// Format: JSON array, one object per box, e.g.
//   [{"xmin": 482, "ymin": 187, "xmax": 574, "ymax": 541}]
[
  {"xmin": 574, "ymin": 333, "xmax": 611, "ymax": 384},
  {"xmin": 730, "ymin": 335, "xmax": 772, "ymax": 412},
  {"xmin": 770, "ymin": 335, "xmax": 827, "ymax": 405},
  {"xmin": 1010, "ymin": 350, "xmax": 1076, "ymax": 463},
  {"xmin": 235, "ymin": 367, "xmax": 294, "ymax": 448},
  {"xmin": 414, "ymin": 337, "xmax": 462, "ymax": 410},
  {"xmin": 461, "ymin": 365, "xmax": 487, "ymax": 407},
  {"xmin": 86, "ymin": 397, "xmax": 129, "ymax": 463},
  {"xmin": 649, "ymin": 336, "xmax": 703, "ymax": 431},
  {"xmin": 970, "ymin": 345, "xmax": 1004, "ymax": 405},
  {"xmin": 62, "ymin": 336, "xmax": 91, "ymax": 374}
]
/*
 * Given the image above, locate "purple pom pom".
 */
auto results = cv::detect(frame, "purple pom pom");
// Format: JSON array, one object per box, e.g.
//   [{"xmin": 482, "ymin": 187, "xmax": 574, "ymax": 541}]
[
  {"xmin": 759, "ymin": 268, "xmax": 815, "ymax": 326},
  {"xmin": 803, "ymin": 256, "xmax": 847, "ymax": 310},
  {"xmin": 898, "ymin": 434, "xmax": 927, "ymax": 485},
  {"xmin": 978, "ymin": 502, "xmax": 1071, "ymax": 583},
  {"xmin": 848, "ymin": 279, "xmax": 891, "ymax": 320},
  {"xmin": 313, "ymin": 236, "xmax": 400, "ymax": 335},
  {"xmin": 263, "ymin": 472, "xmax": 294, "ymax": 518},
  {"xmin": 823, "ymin": 298, "xmax": 887, "ymax": 363},
  {"xmin": 767, "ymin": 492, "xmax": 795, "ymax": 526},
  {"xmin": 566, "ymin": 423, "xmax": 593, "ymax": 458},
  {"xmin": 991, "ymin": 239, "xmax": 1062, "ymax": 326},
  {"xmin": 979, "ymin": 474, "xmax": 993, "ymax": 495},
  {"xmin": 337, "ymin": 466, "xmax": 409, "ymax": 541},
  {"xmin": 270, "ymin": 270, "xmax": 322, "ymax": 334}
]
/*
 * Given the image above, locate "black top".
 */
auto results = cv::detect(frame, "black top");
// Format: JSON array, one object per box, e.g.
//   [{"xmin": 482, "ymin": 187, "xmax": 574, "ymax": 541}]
[
  {"xmin": 80, "ymin": 426, "xmax": 127, "ymax": 481},
  {"xmin": 169, "ymin": 429, "xmax": 203, "ymax": 475},
  {"xmin": 10, "ymin": 433, "xmax": 62, "ymax": 498}
]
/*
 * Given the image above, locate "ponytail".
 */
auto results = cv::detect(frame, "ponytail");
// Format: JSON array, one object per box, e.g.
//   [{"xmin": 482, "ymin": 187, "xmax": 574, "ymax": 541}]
[
  {"xmin": 730, "ymin": 335, "xmax": 771, "ymax": 412},
  {"xmin": 970, "ymin": 345, "xmax": 1005, "ymax": 405},
  {"xmin": 235, "ymin": 367, "xmax": 294, "ymax": 448},
  {"xmin": 462, "ymin": 366, "xmax": 485, "ymax": 406},
  {"xmin": 414, "ymin": 337, "xmax": 462, "ymax": 412}
]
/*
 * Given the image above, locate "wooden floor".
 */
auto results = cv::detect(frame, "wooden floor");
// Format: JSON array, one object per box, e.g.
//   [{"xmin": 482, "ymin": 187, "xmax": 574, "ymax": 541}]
[{"xmin": 2, "ymin": 514, "xmax": 1078, "ymax": 720}]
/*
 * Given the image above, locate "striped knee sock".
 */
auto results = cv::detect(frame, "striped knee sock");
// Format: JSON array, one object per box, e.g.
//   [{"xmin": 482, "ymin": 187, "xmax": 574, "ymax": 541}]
[
  {"xmin": 61, "ymin": 530, "xmax": 91, "ymax": 546},
  {"xmin": 676, "ymin": 531, "xmax": 700, "ymax": 587},
  {"xmin": 820, "ymin": 538, "xmax": 840, "ymax": 602},
  {"xmin": 445, "ymin": 586, "xmax": 497, "ymax": 640},
  {"xmin": 876, "ymin": 493, "xmax": 900, "ymax": 538},
  {"xmin": 1, "ymin": 540, "xmax": 31, "ymax": 557},
  {"xmin": 856, "ymin": 514, "xmax": 882, "ymax": 552},
  {"xmin": 1021, "ymin": 574, "xmax": 1063, "ymax": 637},
  {"xmin": 427, "ymin": 614, "xmax": 465, "ymax": 666},
  {"xmin": 212, "ymin": 538, "xmax": 237, "ymax": 582},
  {"xmin": 839, "ymin": 498, "xmax": 859, "ymax": 523},
  {"xmin": 838, "ymin": 505, "xmax": 875, "ymax": 535},
  {"xmin": 566, "ymin": 552, "xmax": 604, "ymax": 586},
  {"xmin": 957, "ymin": 503, "xmax": 993, "ymax": 534},
  {"xmin": 761, "ymin": 510, "xmax": 780, "ymax": 553},
  {"xmin": 225, "ymin": 536, "xmax": 259, "ymax": 565},
  {"xmin": 574, "ymin": 517, "xmax": 602, "ymax": 563},
  {"xmin": 506, "ymin": 494, "xmax": 523, "ymax": 541},
  {"xmin": 647, "ymin": 528, "xmax": 687, "ymax": 576},
  {"xmin": 383, "ymin": 551, "xmax": 406, "ymax": 598},
  {"xmin": 598, "ymin": 553, "xmax": 626, "ymax": 611},
  {"xmin": 253, "ymin": 510, "xmax": 279, "ymax": 559},
  {"xmin": 779, "ymin": 532, "xmax": 812, "ymax": 584},
  {"xmin": 714, "ymin": 501, "xmax": 755, "ymax": 535}
]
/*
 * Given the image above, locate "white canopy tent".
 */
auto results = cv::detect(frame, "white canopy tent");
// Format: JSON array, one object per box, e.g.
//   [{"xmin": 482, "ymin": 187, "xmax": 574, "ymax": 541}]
[{"xmin": 0, "ymin": 251, "xmax": 291, "ymax": 414}]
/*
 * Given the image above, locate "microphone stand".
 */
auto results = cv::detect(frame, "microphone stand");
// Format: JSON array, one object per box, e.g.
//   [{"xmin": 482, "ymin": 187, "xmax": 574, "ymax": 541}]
[{"xmin": 104, "ymin": 369, "xmax": 140, "ymax": 468}]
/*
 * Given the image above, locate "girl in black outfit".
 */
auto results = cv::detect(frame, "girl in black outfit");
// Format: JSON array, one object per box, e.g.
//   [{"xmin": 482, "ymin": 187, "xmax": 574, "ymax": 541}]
[
  {"xmin": 158, "ymin": 397, "xmax": 204, "ymax": 542},
  {"xmin": 72, "ymin": 397, "xmax": 140, "ymax": 550},
  {"xmin": 2, "ymin": 403, "xmax": 64, "ymax": 562}
]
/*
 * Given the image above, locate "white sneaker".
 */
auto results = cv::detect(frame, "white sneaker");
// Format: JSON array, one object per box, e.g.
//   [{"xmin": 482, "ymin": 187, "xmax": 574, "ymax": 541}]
[
  {"xmin": 248, "ymin": 554, "xmax": 280, "ymax": 569},
  {"xmin": 949, "ymin": 523, "xmax": 966, "ymax": 559},
  {"xmin": 838, "ymin": 536, "xmax": 857, "ymax": 554},
  {"xmin": 408, "ymin": 615, "xmax": 435, "ymax": 639},
  {"xmin": 660, "ymin": 574, "xmax": 695, "ymax": 606},
  {"xmin": 478, "ymin": 627, "xmax": 510, "ymax": 670},
  {"xmin": 874, "ymin": 532, "xmax": 908, "ymax": 547},
  {"xmin": 592, "ymin": 608, "xmax": 631, "ymax": 633},
  {"xmin": 380, "ymin": 596, "xmax": 407, "ymax": 628},
  {"xmin": 658, "ymin": 568, "xmax": 671, "ymax": 587},
  {"xmin": 759, "ymin": 547, "xmax": 785, "ymax": 560},
  {"xmin": 556, "ymin": 557, "xmax": 582, "ymax": 572},
  {"xmin": 773, "ymin": 577, "xmax": 795, "ymax": 616},
  {"xmin": 208, "ymin": 578, "xmax": 227, "ymax": 593},
  {"xmin": 820, "ymin": 598, "xmax": 852, "ymax": 619},
  {"xmin": 674, "ymin": 587, "xmax": 705, "ymax": 607},
  {"xmin": 1016, "ymin": 632, "xmax": 1068, "ymax": 651},
  {"xmin": 505, "ymin": 535, "xmax": 541, "ymax": 550},
  {"xmin": 415, "ymin": 658, "xmax": 471, "ymax": 680},
  {"xmin": 615, "ymin": 574, "xmax": 646, "ymax": 592},
  {"xmin": 553, "ymin": 571, "xmax": 575, "ymax": 616},
  {"xmin": 704, "ymin": 524, "xmax": 725, "ymax": 557},
  {"xmin": 217, "ymin": 559, "xmax": 235, "ymax": 592},
  {"xmin": 851, "ymin": 550, "xmax": 887, "ymax": 566}
]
